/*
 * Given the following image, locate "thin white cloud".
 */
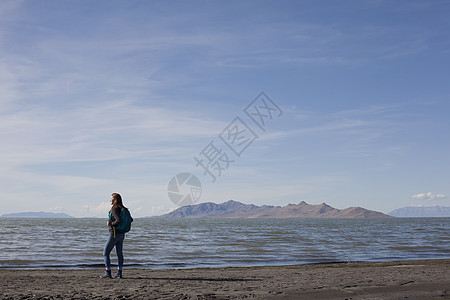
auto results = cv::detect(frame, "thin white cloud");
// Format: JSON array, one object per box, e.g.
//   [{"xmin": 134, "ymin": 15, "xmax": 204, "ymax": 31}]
[
  {"xmin": 82, "ymin": 201, "xmax": 111, "ymax": 217},
  {"xmin": 412, "ymin": 192, "xmax": 447, "ymax": 201},
  {"xmin": 275, "ymin": 104, "xmax": 398, "ymax": 143},
  {"xmin": 0, "ymin": 0, "xmax": 21, "ymax": 17},
  {"xmin": 0, "ymin": 59, "xmax": 29, "ymax": 113},
  {"xmin": 0, "ymin": 99, "xmax": 225, "ymax": 166}
]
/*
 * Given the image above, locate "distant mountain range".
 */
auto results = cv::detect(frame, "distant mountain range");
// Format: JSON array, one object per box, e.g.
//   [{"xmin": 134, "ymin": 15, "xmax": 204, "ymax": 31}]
[
  {"xmin": 158, "ymin": 200, "xmax": 392, "ymax": 218},
  {"xmin": 0, "ymin": 212, "xmax": 74, "ymax": 218},
  {"xmin": 389, "ymin": 206, "xmax": 450, "ymax": 217}
]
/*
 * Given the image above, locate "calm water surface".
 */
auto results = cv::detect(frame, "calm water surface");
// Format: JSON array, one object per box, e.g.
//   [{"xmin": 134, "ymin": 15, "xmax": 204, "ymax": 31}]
[{"xmin": 0, "ymin": 218, "xmax": 448, "ymax": 269}]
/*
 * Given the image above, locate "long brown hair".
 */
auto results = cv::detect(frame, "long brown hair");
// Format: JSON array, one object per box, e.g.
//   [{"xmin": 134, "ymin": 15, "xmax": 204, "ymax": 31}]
[{"xmin": 111, "ymin": 193, "xmax": 125, "ymax": 211}]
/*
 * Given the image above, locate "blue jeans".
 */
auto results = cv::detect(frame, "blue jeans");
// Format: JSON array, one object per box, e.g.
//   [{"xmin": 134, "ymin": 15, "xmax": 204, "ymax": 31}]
[{"xmin": 103, "ymin": 233, "xmax": 125, "ymax": 271}]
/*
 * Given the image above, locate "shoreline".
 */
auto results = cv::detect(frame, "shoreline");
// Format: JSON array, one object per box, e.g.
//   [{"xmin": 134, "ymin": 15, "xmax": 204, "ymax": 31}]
[
  {"xmin": 1, "ymin": 259, "xmax": 449, "ymax": 299},
  {"xmin": 1, "ymin": 257, "xmax": 448, "ymax": 271}
]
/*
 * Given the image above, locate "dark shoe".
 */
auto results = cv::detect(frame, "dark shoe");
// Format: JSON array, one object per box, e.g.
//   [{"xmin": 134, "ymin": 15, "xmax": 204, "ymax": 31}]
[
  {"xmin": 100, "ymin": 270, "xmax": 112, "ymax": 278},
  {"xmin": 113, "ymin": 270, "xmax": 122, "ymax": 278}
]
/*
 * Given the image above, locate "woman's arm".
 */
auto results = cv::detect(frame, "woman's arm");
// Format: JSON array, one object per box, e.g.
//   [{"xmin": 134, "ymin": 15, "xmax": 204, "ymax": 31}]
[{"xmin": 110, "ymin": 207, "xmax": 121, "ymax": 227}]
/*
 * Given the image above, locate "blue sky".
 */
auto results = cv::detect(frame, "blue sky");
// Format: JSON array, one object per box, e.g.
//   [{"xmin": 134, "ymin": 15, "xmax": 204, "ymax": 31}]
[{"xmin": 1, "ymin": 0, "xmax": 449, "ymax": 217}]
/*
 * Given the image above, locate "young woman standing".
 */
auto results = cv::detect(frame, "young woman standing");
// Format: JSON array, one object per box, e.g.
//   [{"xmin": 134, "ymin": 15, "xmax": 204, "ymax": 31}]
[{"xmin": 100, "ymin": 193, "xmax": 132, "ymax": 278}]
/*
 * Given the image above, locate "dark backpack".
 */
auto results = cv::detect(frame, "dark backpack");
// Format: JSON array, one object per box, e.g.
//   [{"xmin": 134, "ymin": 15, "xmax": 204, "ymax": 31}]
[{"xmin": 116, "ymin": 207, "xmax": 133, "ymax": 233}]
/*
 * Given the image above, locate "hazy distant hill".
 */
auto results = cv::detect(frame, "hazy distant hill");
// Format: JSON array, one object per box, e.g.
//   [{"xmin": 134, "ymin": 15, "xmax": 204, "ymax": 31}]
[
  {"xmin": 0, "ymin": 212, "xmax": 74, "ymax": 218},
  {"xmin": 389, "ymin": 206, "xmax": 450, "ymax": 217},
  {"xmin": 158, "ymin": 200, "xmax": 392, "ymax": 218}
]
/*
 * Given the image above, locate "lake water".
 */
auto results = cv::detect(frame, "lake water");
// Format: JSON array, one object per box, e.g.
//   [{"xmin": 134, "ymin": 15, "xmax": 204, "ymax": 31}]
[{"xmin": 0, "ymin": 217, "xmax": 448, "ymax": 269}]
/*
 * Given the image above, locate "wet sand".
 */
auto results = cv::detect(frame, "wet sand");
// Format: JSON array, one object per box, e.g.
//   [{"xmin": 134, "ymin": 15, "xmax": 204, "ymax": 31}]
[{"xmin": 1, "ymin": 259, "xmax": 449, "ymax": 299}]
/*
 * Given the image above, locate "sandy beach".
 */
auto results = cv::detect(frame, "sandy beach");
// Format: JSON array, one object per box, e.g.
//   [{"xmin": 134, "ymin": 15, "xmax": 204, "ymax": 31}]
[{"xmin": 0, "ymin": 259, "xmax": 449, "ymax": 299}]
